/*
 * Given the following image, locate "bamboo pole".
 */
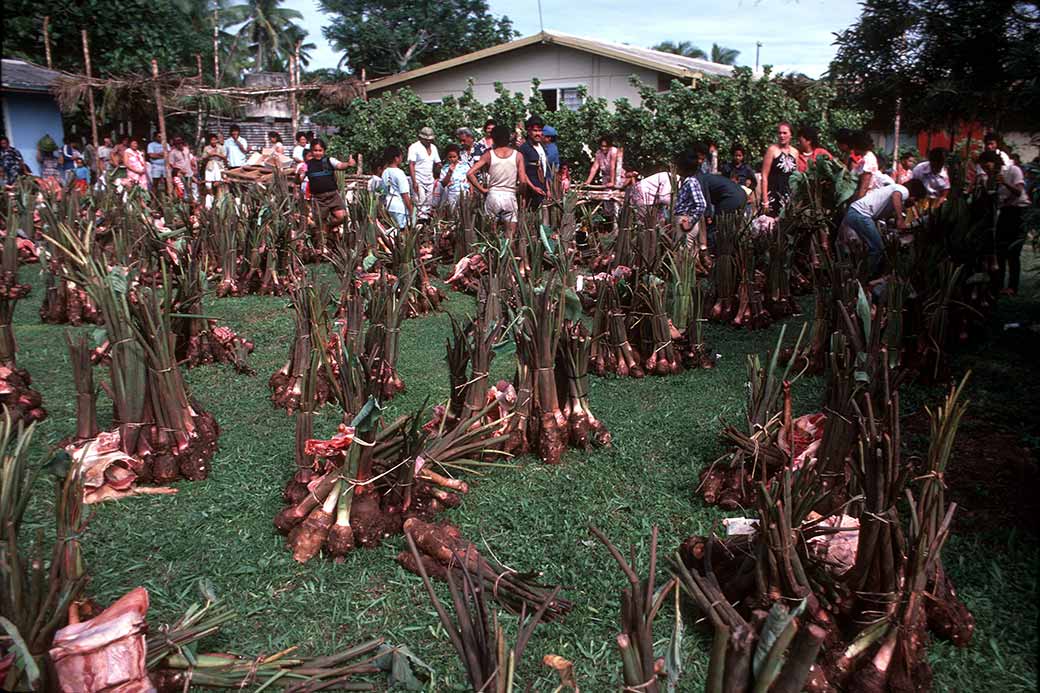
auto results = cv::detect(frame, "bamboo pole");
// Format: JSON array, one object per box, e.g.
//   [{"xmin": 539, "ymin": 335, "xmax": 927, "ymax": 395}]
[
  {"xmin": 81, "ymin": 30, "xmax": 99, "ymax": 163},
  {"xmin": 361, "ymin": 67, "xmax": 368, "ymax": 102},
  {"xmin": 151, "ymin": 58, "xmax": 172, "ymax": 196},
  {"xmin": 43, "ymin": 16, "xmax": 53, "ymax": 69}
]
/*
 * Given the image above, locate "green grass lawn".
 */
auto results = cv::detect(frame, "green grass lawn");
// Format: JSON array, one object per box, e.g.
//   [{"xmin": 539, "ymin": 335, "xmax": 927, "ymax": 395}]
[{"xmin": 13, "ymin": 255, "xmax": 1038, "ymax": 691}]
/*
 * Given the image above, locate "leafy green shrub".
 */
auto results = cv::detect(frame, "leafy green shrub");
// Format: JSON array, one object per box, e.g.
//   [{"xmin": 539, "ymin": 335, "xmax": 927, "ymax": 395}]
[{"xmin": 321, "ymin": 68, "xmax": 867, "ymax": 175}]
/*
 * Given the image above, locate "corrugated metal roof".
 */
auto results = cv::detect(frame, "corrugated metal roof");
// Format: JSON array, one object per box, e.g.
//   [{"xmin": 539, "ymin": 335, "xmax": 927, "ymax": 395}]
[
  {"xmin": 2, "ymin": 58, "xmax": 62, "ymax": 93},
  {"xmin": 368, "ymin": 30, "xmax": 734, "ymax": 92}
]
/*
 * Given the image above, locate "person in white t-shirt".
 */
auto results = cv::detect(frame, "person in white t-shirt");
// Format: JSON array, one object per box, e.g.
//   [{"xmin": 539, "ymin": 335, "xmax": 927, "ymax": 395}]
[
  {"xmin": 911, "ymin": 147, "xmax": 951, "ymax": 205},
  {"xmin": 994, "ymin": 159, "xmax": 1030, "ymax": 295},
  {"xmin": 223, "ymin": 125, "xmax": 249, "ymax": 168},
  {"xmin": 291, "ymin": 131, "xmax": 310, "ymax": 163},
  {"xmin": 842, "ymin": 179, "xmax": 926, "ymax": 275},
  {"xmin": 849, "ymin": 131, "xmax": 894, "ymax": 202},
  {"xmin": 147, "ymin": 135, "xmax": 167, "ymax": 190},
  {"xmin": 381, "ymin": 145, "xmax": 414, "ymax": 229},
  {"xmin": 407, "ymin": 127, "xmax": 440, "ymax": 220}
]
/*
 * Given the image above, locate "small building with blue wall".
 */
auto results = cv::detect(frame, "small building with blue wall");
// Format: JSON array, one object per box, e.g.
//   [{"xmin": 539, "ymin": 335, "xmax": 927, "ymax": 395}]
[{"xmin": 2, "ymin": 58, "xmax": 65, "ymax": 176}]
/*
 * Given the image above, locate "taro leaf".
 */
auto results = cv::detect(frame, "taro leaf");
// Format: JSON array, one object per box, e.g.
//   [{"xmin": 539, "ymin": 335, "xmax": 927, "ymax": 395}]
[
  {"xmin": 539, "ymin": 224, "xmax": 557, "ymax": 254},
  {"xmin": 349, "ymin": 396, "xmax": 382, "ymax": 433},
  {"xmin": 665, "ymin": 587, "xmax": 684, "ymax": 692},
  {"xmin": 492, "ymin": 335, "xmax": 516, "ymax": 357},
  {"xmin": 43, "ymin": 449, "xmax": 72, "ymax": 479},
  {"xmin": 374, "ymin": 644, "xmax": 432, "ymax": 690},
  {"xmin": 854, "ymin": 351, "xmax": 870, "ymax": 384},
  {"xmin": 856, "ymin": 284, "xmax": 872, "ymax": 345},
  {"xmin": 196, "ymin": 578, "xmax": 219, "ymax": 603},
  {"xmin": 107, "ymin": 266, "xmax": 129, "ymax": 295},
  {"xmin": 363, "ymin": 252, "xmax": 378, "ymax": 271},
  {"xmin": 563, "ymin": 289, "xmax": 582, "ymax": 323},
  {"xmin": 0, "ymin": 617, "xmax": 41, "ymax": 689},
  {"xmin": 752, "ymin": 600, "xmax": 796, "ymax": 677}
]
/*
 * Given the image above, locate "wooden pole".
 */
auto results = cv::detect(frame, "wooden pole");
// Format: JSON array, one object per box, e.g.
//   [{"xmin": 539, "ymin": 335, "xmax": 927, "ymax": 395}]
[
  {"xmin": 151, "ymin": 59, "xmax": 172, "ymax": 196},
  {"xmin": 81, "ymin": 31, "xmax": 99, "ymax": 158},
  {"xmin": 43, "ymin": 16, "xmax": 53, "ymax": 69},
  {"xmin": 892, "ymin": 96, "xmax": 902, "ymax": 171},
  {"xmin": 195, "ymin": 53, "xmax": 204, "ymax": 147},
  {"xmin": 290, "ymin": 44, "xmax": 299, "ymax": 137},
  {"xmin": 213, "ymin": 10, "xmax": 220, "ymax": 86},
  {"xmin": 361, "ymin": 67, "xmax": 368, "ymax": 102}
]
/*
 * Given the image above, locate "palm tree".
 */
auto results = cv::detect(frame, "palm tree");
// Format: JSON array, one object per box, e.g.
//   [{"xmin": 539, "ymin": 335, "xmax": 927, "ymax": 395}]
[
  {"xmin": 652, "ymin": 40, "xmax": 707, "ymax": 60},
  {"xmin": 710, "ymin": 43, "xmax": 740, "ymax": 65},
  {"xmin": 222, "ymin": 0, "xmax": 307, "ymax": 72}
]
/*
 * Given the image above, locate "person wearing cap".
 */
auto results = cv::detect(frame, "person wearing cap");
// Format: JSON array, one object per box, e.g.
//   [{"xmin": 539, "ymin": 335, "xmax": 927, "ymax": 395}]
[
  {"xmin": 518, "ymin": 116, "xmax": 550, "ymax": 208},
  {"xmin": 542, "ymin": 125, "xmax": 560, "ymax": 175},
  {"xmin": 407, "ymin": 127, "xmax": 440, "ymax": 220}
]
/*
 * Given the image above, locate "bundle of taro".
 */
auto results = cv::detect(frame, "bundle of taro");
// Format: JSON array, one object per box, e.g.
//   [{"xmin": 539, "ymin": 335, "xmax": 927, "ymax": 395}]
[
  {"xmin": 589, "ymin": 274, "xmax": 644, "ymax": 377},
  {"xmin": 679, "ymin": 275, "xmax": 716, "ymax": 370},
  {"xmin": 707, "ymin": 211, "xmax": 744, "ymax": 324},
  {"xmin": 762, "ymin": 217, "xmax": 799, "ymax": 319},
  {"xmin": 633, "ymin": 273, "xmax": 683, "ymax": 375},
  {"xmin": 1, "ymin": 417, "xmax": 88, "ymax": 692},
  {"xmin": 699, "ymin": 324, "xmax": 807, "ymax": 508},
  {"xmin": 591, "ymin": 525, "xmax": 680, "ymax": 693},
  {"xmin": 276, "ymin": 398, "xmax": 507, "ymax": 563},
  {"xmin": 39, "ymin": 256, "xmax": 100, "ymax": 325},
  {"xmin": 680, "ymin": 383, "xmax": 974, "ymax": 692},
  {"xmin": 362, "ymin": 271, "xmax": 408, "ymax": 402},
  {"xmin": 269, "ymin": 285, "xmax": 339, "ymax": 413},
  {"xmin": 207, "ymin": 191, "xmax": 302, "ymax": 297},
  {"xmin": 383, "ymin": 228, "xmax": 445, "ymax": 317},
  {"xmin": 49, "ymin": 586, "xmax": 421, "ymax": 692},
  {"xmin": 168, "ymin": 242, "xmax": 254, "ymax": 374},
  {"xmin": 404, "ymin": 529, "xmax": 560, "ymax": 693},
  {"xmin": 0, "ymin": 209, "xmax": 46, "ymax": 426},
  {"xmin": 508, "ymin": 271, "xmax": 611, "ymax": 463},
  {"xmin": 46, "ymin": 227, "xmax": 221, "ymax": 486},
  {"xmin": 399, "ymin": 518, "xmax": 573, "ymax": 620}
]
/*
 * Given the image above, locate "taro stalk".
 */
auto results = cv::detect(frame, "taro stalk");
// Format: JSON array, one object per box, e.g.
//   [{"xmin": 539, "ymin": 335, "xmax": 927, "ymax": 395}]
[
  {"xmin": 591, "ymin": 526, "xmax": 675, "ymax": 693},
  {"xmin": 401, "ymin": 518, "xmax": 572, "ymax": 620},
  {"xmin": 405, "ymin": 530, "xmax": 558, "ymax": 693},
  {"xmin": 709, "ymin": 212, "xmax": 741, "ymax": 322},
  {"xmin": 462, "ymin": 313, "xmax": 504, "ymax": 423},
  {"xmin": 445, "ymin": 317, "xmax": 472, "ymax": 422},
  {"xmin": 65, "ymin": 332, "xmax": 99, "ymax": 441},
  {"xmin": 147, "ymin": 594, "xmax": 392, "ymax": 689},
  {"xmin": 1, "ymin": 417, "xmax": 88, "ymax": 691},
  {"xmin": 639, "ymin": 274, "xmax": 681, "ymax": 375},
  {"xmin": 557, "ymin": 321, "xmax": 612, "ymax": 449},
  {"xmin": 667, "ymin": 246, "xmax": 698, "ymax": 330},
  {"xmin": 0, "ymin": 200, "xmax": 32, "ymax": 367},
  {"xmin": 512, "ymin": 271, "xmax": 568, "ymax": 464}
]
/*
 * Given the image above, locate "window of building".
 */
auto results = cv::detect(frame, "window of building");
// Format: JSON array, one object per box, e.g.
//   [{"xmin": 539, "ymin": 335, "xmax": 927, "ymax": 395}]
[{"xmin": 539, "ymin": 86, "xmax": 584, "ymax": 112}]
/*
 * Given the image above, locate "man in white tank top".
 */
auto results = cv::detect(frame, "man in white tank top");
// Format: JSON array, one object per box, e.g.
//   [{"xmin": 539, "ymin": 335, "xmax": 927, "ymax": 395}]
[{"xmin": 467, "ymin": 125, "xmax": 543, "ymax": 236}]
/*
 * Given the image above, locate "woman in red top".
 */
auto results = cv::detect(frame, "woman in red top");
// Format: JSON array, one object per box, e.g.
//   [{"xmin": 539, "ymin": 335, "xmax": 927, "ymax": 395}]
[{"xmin": 796, "ymin": 125, "xmax": 832, "ymax": 172}]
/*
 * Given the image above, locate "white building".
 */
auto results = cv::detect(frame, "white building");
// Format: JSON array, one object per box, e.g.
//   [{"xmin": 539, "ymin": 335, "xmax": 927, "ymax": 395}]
[{"xmin": 367, "ymin": 31, "xmax": 735, "ymax": 110}]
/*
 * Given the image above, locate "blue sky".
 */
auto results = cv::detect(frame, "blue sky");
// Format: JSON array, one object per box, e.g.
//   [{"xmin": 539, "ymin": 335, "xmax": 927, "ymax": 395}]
[{"xmin": 285, "ymin": 0, "xmax": 864, "ymax": 78}]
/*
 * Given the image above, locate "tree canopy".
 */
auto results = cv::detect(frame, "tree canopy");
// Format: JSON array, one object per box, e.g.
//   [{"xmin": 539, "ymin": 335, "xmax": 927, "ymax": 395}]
[
  {"xmin": 3, "ymin": 0, "xmax": 213, "ymax": 76},
  {"xmin": 830, "ymin": 0, "xmax": 1040, "ymax": 130},
  {"xmin": 651, "ymin": 41, "xmax": 741, "ymax": 65},
  {"xmin": 318, "ymin": 0, "xmax": 517, "ymax": 76}
]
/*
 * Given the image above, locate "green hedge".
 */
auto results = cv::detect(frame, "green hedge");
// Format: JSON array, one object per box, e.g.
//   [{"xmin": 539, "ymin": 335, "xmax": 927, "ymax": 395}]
[{"xmin": 320, "ymin": 67, "xmax": 867, "ymax": 176}]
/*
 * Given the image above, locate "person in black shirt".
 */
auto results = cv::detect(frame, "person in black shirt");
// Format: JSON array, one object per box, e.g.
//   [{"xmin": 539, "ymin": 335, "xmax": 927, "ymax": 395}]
[
  {"xmin": 720, "ymin": 143, "xmax": 757, "ymax": 193},
  {"xmin": 304, "ymin": 139, "xmax": 355, "ymax": 229},
  {"xmin": 517, "ymin": 115, "xmax": 549, "ymax": 209}
]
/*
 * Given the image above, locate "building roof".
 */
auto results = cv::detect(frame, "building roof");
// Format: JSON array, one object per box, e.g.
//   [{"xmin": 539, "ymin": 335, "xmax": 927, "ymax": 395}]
[
  {"xmin": 2, "ymin": 58, "xmax": 62, "ymax": 93},
  {"xmin": 368, "ymin": 30, "xmax": 735, "ymax": 92}
]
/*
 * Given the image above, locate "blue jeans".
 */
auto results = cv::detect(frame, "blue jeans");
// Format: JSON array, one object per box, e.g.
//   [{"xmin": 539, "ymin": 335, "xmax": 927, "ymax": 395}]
[{"xmin": 844, "ymin": 208, "xmax": 883, "ymax": 273}]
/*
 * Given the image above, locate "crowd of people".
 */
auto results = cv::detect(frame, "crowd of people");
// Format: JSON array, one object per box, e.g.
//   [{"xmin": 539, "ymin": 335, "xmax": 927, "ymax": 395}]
[{"xmin": 0, "ymin": 118, "xmax": 1036, "ymax": 293}]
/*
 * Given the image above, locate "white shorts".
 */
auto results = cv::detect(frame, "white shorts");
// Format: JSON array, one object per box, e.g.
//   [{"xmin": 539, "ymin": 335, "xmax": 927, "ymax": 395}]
[
  {"xmin": 484, "ymin": 191, "xmax": 518, "ymax": 223},
  {"xmin": 205, "ymin": 168, "xmax": 223, "ymax": 183}
]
